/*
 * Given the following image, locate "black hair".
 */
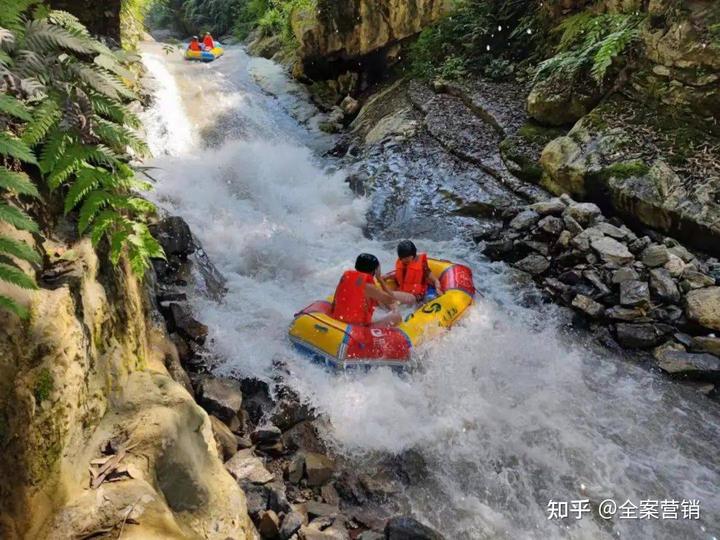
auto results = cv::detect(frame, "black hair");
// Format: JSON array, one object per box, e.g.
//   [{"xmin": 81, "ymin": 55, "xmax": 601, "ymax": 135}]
[
  {"xmin": 397, "ymin": 240, "xmax": 417, "ymax": 258},
  {"xmin": 355, "ymin": 253, "xmax": 379, "ymax": 274}
]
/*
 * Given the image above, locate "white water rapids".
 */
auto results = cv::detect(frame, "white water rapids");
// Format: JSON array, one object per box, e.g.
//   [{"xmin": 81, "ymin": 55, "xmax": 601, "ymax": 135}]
[{"xmin": 140, "ymin": 42, "xmax": 720, "ymax": 539}]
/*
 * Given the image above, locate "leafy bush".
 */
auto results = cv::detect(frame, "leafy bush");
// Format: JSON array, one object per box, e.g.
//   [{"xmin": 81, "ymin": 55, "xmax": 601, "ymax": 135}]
[
  {"xmin": 148, "ymin": 0, "xmax": 246, "ymax": 36},
  {"xmin": 234, "ymin": 0, "xmax": 315, "ymax": 44},
  {"xmin": 536, "ymin": 11, "xmax": 645, "ymax": 84},
  {"xmin": 1, "ymin": 1, "xmax": 164, "ymax": 318}
]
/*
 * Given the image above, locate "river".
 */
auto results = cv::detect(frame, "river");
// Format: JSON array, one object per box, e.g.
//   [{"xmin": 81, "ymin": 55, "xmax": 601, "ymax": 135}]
[{"xmin": 139, "ymin": 41, "xmax": 720, "ymax": 540}]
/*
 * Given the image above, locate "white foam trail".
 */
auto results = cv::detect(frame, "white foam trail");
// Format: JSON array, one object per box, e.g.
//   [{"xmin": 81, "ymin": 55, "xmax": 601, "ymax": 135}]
[{"xmin": 140, "ymin": 43, "xmax": 720, "ymax": 540}]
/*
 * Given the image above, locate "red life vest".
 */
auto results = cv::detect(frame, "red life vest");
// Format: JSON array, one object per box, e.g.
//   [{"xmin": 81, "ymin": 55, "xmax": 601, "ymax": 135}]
[
  {"xmin": 203, "ymin": 36, "xmax": 214, "ymax": 49},
  {"xmin": 330, "ymin": 270, "xmax": 377, "ymax": 326},
  {"xmin": 189, "ymin": 40, "xmax": 201, "ymax": 51},
  {"xmin": 395, "ymin": 252, "xmax": 429, "ymax": 297}
]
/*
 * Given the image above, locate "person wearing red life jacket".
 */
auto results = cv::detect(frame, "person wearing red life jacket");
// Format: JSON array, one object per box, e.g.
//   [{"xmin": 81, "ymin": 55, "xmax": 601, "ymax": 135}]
[
  {"xmin": 330, "ymin": 253, "xmax": 403, "ymax": 327},
  {"xmin": 202, "ymin": 32, "xmax": 215, "ymax": 50},
  {"xmin": 188, "ymin": 36, "xmax": 202, "ymax": 51},
  {"xmin": 395, "ymin": 240, "xmax": 443, "ymax": 302}
]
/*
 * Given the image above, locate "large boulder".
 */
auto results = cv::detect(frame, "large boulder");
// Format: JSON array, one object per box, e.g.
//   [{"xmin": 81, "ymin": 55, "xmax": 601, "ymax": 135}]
[
  {"xmin": 685, "ymin": 287, "xmax": 720, "ymax": 331},
  {"xmin": 384, "ymin": 517, "xmax": 445, "ymax": 540},
  {"xmin": 527, "ymin": 70, "xmax": 605, "ymax": 126}
]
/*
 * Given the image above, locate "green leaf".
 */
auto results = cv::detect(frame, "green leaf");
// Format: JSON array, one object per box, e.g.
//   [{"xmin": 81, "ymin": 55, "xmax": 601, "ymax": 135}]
[
  {"xmin": 89, "ymin": 209, "xmax": 122, "ymax": 246},
  {"xmin": 0, "ymin": 262, "xmax": 37, "ymax": 290},
  {"xmin": 0, "ymin": 294, "xmax": 29, "ymax": 319},
  {"xmin": 77, "ymin": 190, "xmax": 110, "ymax": 233},
  {"xmin": 63, "ymin": 165, "xmax": 108, "ymax": 214},
  {"xmin": 38, "ymin": 129, "xmax": 68, "ymax": 175},
  {"xmin": 0, "ymin": 203, "xmax": 39, "ymax": 232},
  {"xmin": 22, "ymin": 99, "xmax": 61, "ymax": 146},
  {"xmin": 0, "ymin": 167, "xmax": 40, "ymax": 198},
  {"xmin": 23, "ymin": 19, "xmax": 94, "ymax": 55},
  {"xmin": 109, "ymin": 227, "xmax": 130, "ymax": 264},
  {"xmin": 0, "ymin": 132, "xmax": 38, "ymax": 164},
  {"xmin": 0, "ymin": 94, "xmax": 32, "ymax": 122},
  {"xmin": 0, "ymin": 235, "xmax": 41, "ymax": 264}
]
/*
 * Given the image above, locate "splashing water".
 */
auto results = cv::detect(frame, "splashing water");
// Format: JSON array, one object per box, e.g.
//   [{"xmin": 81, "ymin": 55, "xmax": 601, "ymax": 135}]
[{"xmin": 140, "ymin": 42, "xmax": 720, "ymax": 539}]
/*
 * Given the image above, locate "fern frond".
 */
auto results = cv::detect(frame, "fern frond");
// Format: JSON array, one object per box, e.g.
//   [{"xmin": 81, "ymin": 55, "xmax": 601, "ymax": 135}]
[
  {"xmin": 109, "ymin": 227, "xmax": 130, "ymax": 264},
  {"xmin": 0, "ymin": 262, "xmax": 37, "ymax": 289},
  {"xmin": 0, "ymin": 166, "xmax": 39, "ymax": 197},
  {"xmin": 0, "ymin": 294, "xmax": 29, "ymax": 319},
  {"xmin": 23, "ymin": 19, "xmax": 94, "ymax": 55},
  {"xmin": 94, "ymin": 118, "xmax": 148, "ymax": 156},
  {"xmin": 46, "ymin": 10, "xmax": 89, "ymax": 37},
  {"xmin": 94, "ymin": 53, "xmax": 134, "ymax": 81},
  {"xmin": 591, "ymin": 27, "xmax": 637, "ymax": 82},
  {"xmin": 66, "ymin": 61, "xmax": 120, "ymax": 100},
  {"xmin": 89, "ymin": 209, "xmax": 123, "ymax": 245},
  {"xmin": 0, "ymin": 202, "xmax": 38, "ymax": 232},
  {"xmin": 78, "ymin": 190, "xmax": 111, "ymax": 233},
  {"xmin": 0, "ymin": 131, "xmax": 37, "ymax": 164},
  {"xmin": 64, "ymin": 165, "xmax": 109, "ymax": 213},
  {"xmin": 22, "ymin": 99, "xmax": 61, "ymax": 146},
  {"xmin": 13, "ymin": 48, "xmax": 47, "ymax": 79},
  {"xmin": 0, "ymin": 235, "xmax": 40, "ymax": 263},
  {"xmin": 0, "ymin": 94, "xmax": 32, "ymax": 121},
  {"xmin": 0, "ymin": 0, "xmax": 39, "ymax": 33},
  {"xmin": 38, "ymin": 128, "xmax": 68, "ymax": 174}
]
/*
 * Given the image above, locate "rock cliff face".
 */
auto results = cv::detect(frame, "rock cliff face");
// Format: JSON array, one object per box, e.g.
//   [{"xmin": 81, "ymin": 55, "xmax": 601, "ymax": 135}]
[
  {"xmin": 0, "ymin": 230, "xmax": 255, "ymax": 539},
  {"xmin": 293, "ymin": 0, "xmax": 450, "ymax": 78}
]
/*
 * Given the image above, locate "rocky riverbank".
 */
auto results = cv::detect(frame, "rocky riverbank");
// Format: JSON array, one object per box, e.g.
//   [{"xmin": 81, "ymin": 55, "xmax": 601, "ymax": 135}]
[{"xmin": 148, "ymin": 216, "xmax": 447, "ymax": 540}]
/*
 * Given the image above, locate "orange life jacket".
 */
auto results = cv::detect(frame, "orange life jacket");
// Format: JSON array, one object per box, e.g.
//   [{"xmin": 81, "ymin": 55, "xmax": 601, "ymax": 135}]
[
  {"xmin": 189, "ymin": 40, "xmax": 201, "ymax": 51},
  {"xmin": 330, "ymin": 270, "xmax": 377, "ymax": 326},
  {"xmin": 395, "ymin": 252, "xmax": 429, "ymax": 297},
  {"xmin": 203, "ymin": 36, "xmax": 214, "ymax": 49}
]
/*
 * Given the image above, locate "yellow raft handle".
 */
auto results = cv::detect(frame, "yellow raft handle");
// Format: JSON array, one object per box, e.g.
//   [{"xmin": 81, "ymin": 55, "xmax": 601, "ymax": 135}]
[{"xmin": 313, "ymin": 324, "xmax": 329, "ymax": 333}]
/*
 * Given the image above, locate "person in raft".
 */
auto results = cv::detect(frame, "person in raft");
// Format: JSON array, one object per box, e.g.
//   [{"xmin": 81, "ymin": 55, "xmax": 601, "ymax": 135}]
[
  {"xmin": 330, "ymin": 253, "xmax": 409, "ymax": 327},
  {"xmin": 202, "ymin": 32, "xmax": 215, "ymax": 50},
  {"xmin": 188, "ymin": 36, "xmax": 202, "ymax": 52},
  {"xmin": 395, "ymin": 240, "xmax": 443, "ymax": 302}
]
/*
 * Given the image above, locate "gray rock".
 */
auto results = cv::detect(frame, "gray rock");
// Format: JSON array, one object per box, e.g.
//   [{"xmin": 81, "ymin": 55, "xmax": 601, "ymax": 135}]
[
  {"xmin": 252, "ymin": 425, "xmax": 282, "ymax": 446},
  {"xmin": 384, "ymin": 517, "xmax": 445, "ymax": 540},
  {"xmin": 571, "ymin": 228, "xmax": 605, "ymax": 251},
  {"xmin": 594, "ymin": 222, "xmax": 627, "ymax": 240},
  {"xmin": 616, "ymin": 323, "xmax": 665, "ymax": 349},
  {"xmin": 692, "ymin": 336, "xmax": 720, "ymax": 356},
  {"xmin": 668, "ymin": 244, "xmax": 695, "ymax": 263},
  {"xmin": 606, "ymin": 306, "xmax": 650, "ymax": 322},
  {"xmin": 654, "ymin": 349, "xmax": 720, "ymax": 382},
  {"xmin": 558, "ymin": 269, "xmax": 582, "ymax": 285},
  {"xmin": 680, "ymin": 270, "xmax": 715, "ymax": 292},
  {"xmin": 287, "ymin": 453, "xmax": 305, "ymax": 484},
  {"xmin": 225, "ymin": 448, "xmax": 274, "ymax": 485},
  {"xmin": 482, "ymin": 239, "xmax": 514, "ymax": 261},
  {"xmin": 280, "ymin": 512, "xmax": 305, "ymax": 540},
  {"xmin": 210, "ymin": 415, "xmax": 238, "ymax": 462},
  {"xmin": 198, "ymin": 377, "xmax": 243, "ymax": 423},
  {"xmin": 169, "ymin": 303, "xmax": 209, "ymax": 344},
  {"xmin": 612, "ymin": 267, "xmax": 639, "ymax": 284},
  {"xmin": 305, "ymin": 452, "xmax": 335, "ymax": 486},
  {"xmin": 663, "ymin": 254, "xmax": 686, "ymax": 278},
  {"xmin": 529, "ymin": 198, "xmax": 566, "ymax": 216},
  {"xmin": 358, "ymin": 532, "xmax": 384, "ymax": 540},
  {"xmin": 572, "ymin": 294, "xmax": 605, "ymax": 318},
  {"xmin": 509, "ymin": 209, "xmax": 541, "ymax": 231},
  {"xmin": 514, "ymin": 254, "xmax": 550, "ymax": 275},
  {"xmin": 537, "ymin": 215, "xmax": 564, "ymax": 235},
  {"xmin": 685, "ymin": 287, "xmax": 720, "ymax": 331},
  {"xmin": 563, "ymin": 215, "xmax": 584, "ymax": 235},
  {"xmin": 304, "ymin": 500, "xmax": 339, "ymax": 519},
  {"xmin": 259, "ymin": 510, "xmax": 281, "ymax": 539},
  {"xmin": 649, "ymin": 268, "xmax": 681, "ymax": 303},
  {"xmin": 620, "ymin": 280, "xmax": 650, "ymax": 308},
  {"xmin": 321, "ymin": 484, "xmax": 340, "ymax": 506},
  {"xmin": 583, "ymin": 269, "xmax": 611, "ymax": 296},
  {"xmin": 628, "ymin": 236, "xmax": 651, "ymax": 255},
  {"xmin": 340, "ymin": 95, "xmax": 360, "ymax": 116},
  {"xmin": 641, "ymin": 244, "xmax": 670, "ymax": 268},
  {"xmin": 591, "ymin": 237, "xmax": 633, "ymax": 265},
  {"xmin": 519, "ymin": 240, "xmax": 550, "ymax": 256},
  {"xmin": 564, "ymin": 202, "xmax": 602, "ymax": 226},
  {"xmin": 556, "ymin": 230, "xmax": 573, "ymax": 248}
]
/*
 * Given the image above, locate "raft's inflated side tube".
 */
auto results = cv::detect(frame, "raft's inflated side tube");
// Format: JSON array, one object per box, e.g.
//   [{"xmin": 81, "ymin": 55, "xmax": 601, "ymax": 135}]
[
  {"xmin": 184, "ymin": 43, "xmax": 224, "ymax": 62},
  {"xmin": 289, "ymin": 258, "xmax": 475, "ymax": 369}
]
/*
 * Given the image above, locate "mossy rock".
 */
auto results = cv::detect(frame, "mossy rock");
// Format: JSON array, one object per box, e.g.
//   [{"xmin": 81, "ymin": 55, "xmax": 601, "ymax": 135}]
[{"xmin": 500, "ymin": 123, "xmax": 567, "ymax": 182}]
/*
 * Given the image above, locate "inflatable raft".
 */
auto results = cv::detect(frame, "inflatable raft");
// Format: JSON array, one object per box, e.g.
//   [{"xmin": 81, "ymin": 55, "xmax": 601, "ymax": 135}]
[
  {"xmin": 289, "ymin": 258, "xmax": 475, "ymax": 369},
  {"xmin": 185, "ymin": 43, "xmax": 224, "ymax": 62}
]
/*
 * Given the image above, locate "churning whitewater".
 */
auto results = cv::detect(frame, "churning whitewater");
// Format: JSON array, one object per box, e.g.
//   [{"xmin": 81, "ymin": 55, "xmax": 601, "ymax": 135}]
[{"xmin": 140, "ymin": 42, "xmax": 720, "ymax": 540}]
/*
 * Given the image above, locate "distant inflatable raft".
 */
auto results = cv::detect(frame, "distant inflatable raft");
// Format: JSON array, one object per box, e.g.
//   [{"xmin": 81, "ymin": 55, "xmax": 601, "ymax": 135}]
[
  {"xmin": 289, "ymin": 258, "xmax": 475, "ymax": 369},
  {"xmin": 185, "ymin": 43, "xmax": 224, "ymax": 62}
]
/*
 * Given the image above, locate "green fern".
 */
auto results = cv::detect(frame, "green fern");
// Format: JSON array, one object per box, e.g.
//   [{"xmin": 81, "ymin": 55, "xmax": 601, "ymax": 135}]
[
  {"xmin": 0, "ymin": 167, "xmax": 39, "ymax": 197},
  {"xmin": 0, "ymin": 262, "xmax": 37, "ymax": 290},
  {"xmin": 63, "ymin": 165, "xmax": 108, "ymax": 213},
  {"xmin": 0, "ymin": 235, "xmax": 40, "ymax": 263},
  {"xmin": 23, "ymin": 19, "xmax": 94, "ymax": 55},
  {"xmin": 22, "ymin": 100, "xmax": 61, "ymax": 146},
  {"xmin": 0, "ymin": 202, "xmax": 39, "ymax": 232},
  {"xmin": 78, "ymin": 190, "xmax": 112, "ymax": 233},
  {"xmin": 0, "ymin": 132, "xmax": 38, "ymax": 164},
  {"xmin": 0, "ymin": 294, "xmax": 29, "ymax": 318},
  {"xmin": 0, "ymin": 94, "xmax": 33, "ymax": 122}
]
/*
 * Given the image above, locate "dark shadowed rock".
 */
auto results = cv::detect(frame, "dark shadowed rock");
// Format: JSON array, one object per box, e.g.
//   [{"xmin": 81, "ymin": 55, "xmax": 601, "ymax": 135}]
[
  {"xmin": 280, "ymin": 511, "xmax": 304, "ymax": 540},
  {"xmin": 628, "ymin": 236, "xmax": 651, "ymax": 255},
  {"xmin": 514, "ymin": 254, "xmax": 550, "ymax": 275},
  {"xmin": 606, "ymin": 306, "xmax": 651, "ymax": 322},
  {"xmin": 210, "ymin": 415, "xmax": 238, "ymax": 461},
  {"xmin": 509, "ymin": 209, "xmax": 540, "ymax": 231},
  {"xmin": 384, "ymin": 517, "xmax": 445, "ymax": 540},
  {"xmin": 304, "ymin": 500, "xmax": 339, "ymax": 519},
  {"xmin": 572, "ymin": 294, "xmax": 605, "ymax": 318},
  {"xmin": 620, "ymin": 280, "xmax": 650, "ymax": 308},
  {"xmin": 692, "ymin": 336, "xmax": 720, "ymax": 356},
  {"xmin": 612, "ymin": 267, "xmax": 639, "ymax": 284},
  {"xmin": 537, "ymin": 215, "xmax": 564, "ymax": 235},
  {"xmin": 482, "ymin": 239, "xmax": 514, "ymax": 261},
  {"xmin": 649, "ymin": 268, "xmax": 681, "ymax": 303},
  {"xmin": 287, "ymin": 453, "xmax": 305, "ymax": 484},
  {"xmin": 654, "ymin": 349, "xmax": 720, "ymax": 382},
  {"xmin": 641, "ymin": 244, "xmax": 670, "ymax": 268},
  {"xmin": 168, "ymin": 303, "xmax": 208, "ymax": 344},
  {"xmin": 150, "ymin": 216, "xmax": 195, "ymax": 257},
  {"xmin": 259, "ymin": 510, "xmax": 281, "ymax": 539},
  {"xmin": 197, "ymin": 377, "xmax": 243, "ymax": 423},
  {"xmin": 616, "ymin": 323, "xmax": 665, "ymax": 349}
]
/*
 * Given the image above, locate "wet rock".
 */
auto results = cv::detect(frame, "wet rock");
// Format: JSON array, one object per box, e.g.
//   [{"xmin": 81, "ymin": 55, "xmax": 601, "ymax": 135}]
[
  {"xmin": 563, "ymin": 215, "xmax": 583, "ymax": 235},
  {"xmin": 340, "ymin": 96, "xmax": 360, "ymax": 117},
  {"xmin": 685, "ymin": 287, "xmax": 720, "ymax": 331},
  {"xmin": 591, "ymin": 237, "xmax": 634, "ymax": 266},
  {"xmin": 565, "ymin": 202, "xmax": 602, "ymax": 227},
  {"xmin": 556, "ymin": 250, "xmax": 585, "ymax": 268},
  {"xmin": 664, "ymin": 254, "xmax": 686, "ymax": 278},
  {"xmin": 271, "ymin": 395, "xmax": 315, "ymax": 432},
  {"xmin": 514, "ymin": 254, "xmax": 550, "ymax": 275},
  {"xmin": 304, "ymin": 500, "xmax": 339, "ymax": 519},
  {"xmin": 529, "ymin": 198, "xmax": 567, "ymax": 216},
  {"xmin": 628, "ymin": 236, "xmax": 651, "ymax": 255},
  {"xmin": 558, "ymin": 270, "xmax": 582, "ymax": 285},
  {"xmin": 267, "ymin": 481, "xmax": 292, "ymax": 515},
  {"xmin": 225, "ymin": 448, "xmax": 275, "ymax": 485},
  {"xmin": 210, "ymin": 415, "xmax": 239, "ymax": 461},
  {"xmin": 680, "ymin": 270, "xmax": 715, "ymax": 292},
  {"xmin": 197, "ymin": 377, "xmax": 243, "ymax": 424},
  {"xmin": 509, "ymin": 209, "xmax": 540, "ymax": 231},
  {"xmin": 282, "ymin": 420, "xmax": 326, "ymax": 454},
  {"xmin": 583, "ymin": 269, "xmax": 611, "ymax": 296},
  {"xmin": 653, "ymin": 349, "xmax": 720, "ymax": 383},
  {"xmin": 287, "ymin": 453, "xmax": 305, "ymax": 484},
  {"xmin": 259, "ymin": 510, "xmax": 281, "ymax": 539},
  {"xmin": 242, "ymin": 481, "xmax": 270, "ymax": 519},
  {"xmin": 305, "ymin": 452, "xmax": 335, "ymax": 486},
  {"xmin": 594, "ymin": 222, "xmax": 628, "ymax": 240},
  {"xmin": 358, "ymin": 532, "xmax": 383, "ymax": 540},
  {"xmin": 606, "ymin": 306, "xmax": 650, "ymax": 322},
  {"xmin": 668, "ymin": 244, "xmax": 695, "ymax": 263},
  {"xmin": 649, "ymin": 268, "xmax": 681, "ymax": 303},
  {"xmin": 612, "ymin": 267, "xmax": 639, "ymax": 284},
  {"xmin": 642, "ymin": 244, "xmax": 670, "ymax": 268},
  {"xmin": 519, "ymin": 240, "xmax": 549, "ymax": 256},
  {"xmin": 570, "ymin": 227, "xmax": 605, "ymax": 251},
  {"xmin": 150, "ymin": 216, "xmax": 195, "ymax": 257},
  {"xmin": 620, "ymin": 280, "xmax": 651, "ymax": 308},
  {"xmin": 572, "ymin": 294, "xmax": 605, "ymax": 318},
  {"xmin": 482, "ymin": 239, "xmax": 514, "ymax": 261},
  {"xmin": 537, "ymin": 215, "xmax": 564, "ymax": 235},
  {"xmin": 384, "ymin": 516, "xmax": 445, "ymax": 540},
  {"xmin": 556, "ymin": 230, "xmax": 573, "ymax": 249},
  {"xmin": 616, "ymin": 323, "xmax": 665, "ymax": 349},
  {"xmin": 321, "ymin": 484, "xmax": 340, "ymax": 506},
  {"xmin": 168, "ymin": 303, "xmax": 208, "ymax": 344},
  {"xmin": 252, "ymin": 425, "xmax": 283, "ymax": 446},
  {"xmin": 692, "ymin": 336, "xmax": 720, "ymax": 356},
  {"xmin": 280, "ymin": 511, "xmax": 305, "ymax": 540}
]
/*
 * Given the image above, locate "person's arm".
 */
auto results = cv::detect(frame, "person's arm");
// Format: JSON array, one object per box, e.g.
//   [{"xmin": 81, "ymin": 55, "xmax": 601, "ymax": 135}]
[
  {"xmin": 426, "ymin": 263, "xmax": 443, "ymax": 293},
  {"xmin": 365, "ymin": 283, "xmax": 398, "ymax": 310}
]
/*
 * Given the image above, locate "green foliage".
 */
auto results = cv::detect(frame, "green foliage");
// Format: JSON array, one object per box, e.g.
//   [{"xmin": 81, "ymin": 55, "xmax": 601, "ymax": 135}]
[
  {"xmin": 236, "ymin": 0, "xmax": 315, "ymax": 45},
  {"xmin": 0, "ymin": 0, "xmax": 165, "ymax": 319},
  {"xmin": 33, "ymin": 367, "xmax": 53, "ymax": 403},
  {"xmin": 536, "ymin": 12, "xmax": 644, "ymax": 84},
  {"xmin": 148, "ymin": 0, "xmax": 246, "ymax": 36},
  {"xmin": 408, "ymin": 0, "xmax": 542, "ymax": 80}
]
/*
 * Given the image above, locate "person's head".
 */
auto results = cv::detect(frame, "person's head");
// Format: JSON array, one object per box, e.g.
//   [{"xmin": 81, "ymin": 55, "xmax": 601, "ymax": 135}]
[
  {"xmin": 191, "ymin": 35, "xmax": 199, "ymax": 42},
  {"xmin": 355, "ymin": 253, "xmax": 380, "ymax": 275},
  {"xmin": 397, "ymin": 240, "xmax": 417, "ymax": 263},
  {"xmin": 205, "ymin": 32, "xmax": 212, "ymax": 37}
]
